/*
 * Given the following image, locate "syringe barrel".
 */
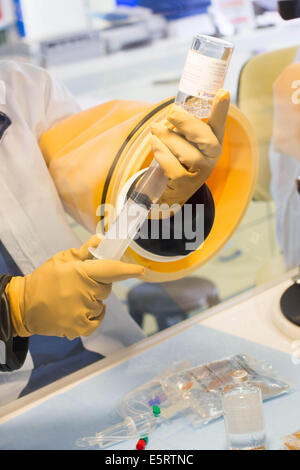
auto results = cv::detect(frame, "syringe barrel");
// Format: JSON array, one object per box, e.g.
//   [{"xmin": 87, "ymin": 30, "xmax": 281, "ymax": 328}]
[{"xmin": 90, "ymin": 163, "xmax": 168, "ymax": 261}]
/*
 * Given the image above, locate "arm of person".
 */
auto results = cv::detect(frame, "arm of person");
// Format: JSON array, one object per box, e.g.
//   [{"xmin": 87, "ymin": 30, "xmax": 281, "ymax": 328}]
[
  {"xmin": 0, "ymin": 274, "xmax": 29, "ymax": 372},
  {"xmin": 1, "ymin": 236, "xmax": 145, "ymax": 371}
]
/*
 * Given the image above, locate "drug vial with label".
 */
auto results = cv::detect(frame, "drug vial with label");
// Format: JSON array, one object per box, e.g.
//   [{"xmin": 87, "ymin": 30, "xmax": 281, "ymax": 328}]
[
  {"xmin": 222, "ymin": 370, "xmax": 266, "ymax": 450},
  {"xmin": 176, "ymin": 34, "xmax": 234, "ymax": 119}
]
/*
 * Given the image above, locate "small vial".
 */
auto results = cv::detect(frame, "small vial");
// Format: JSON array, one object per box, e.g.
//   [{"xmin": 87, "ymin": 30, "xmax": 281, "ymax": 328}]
[
  {"xmin": 176, "ymin": 34, "xmax": 234, "ymax": 119},
  {"xmin": 222, "ymin": 370, "xmax": 266, "ymax": 450}
]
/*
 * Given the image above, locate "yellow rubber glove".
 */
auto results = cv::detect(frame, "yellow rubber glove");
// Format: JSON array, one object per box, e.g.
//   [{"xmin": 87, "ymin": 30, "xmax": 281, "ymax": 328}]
[
  {"xmin": 151, "ymin": 89, "xmax": 230, "ymax": 206},
  {"xmin": 6, "ymin": 236, "xmax": 145, "ymax": 340}
]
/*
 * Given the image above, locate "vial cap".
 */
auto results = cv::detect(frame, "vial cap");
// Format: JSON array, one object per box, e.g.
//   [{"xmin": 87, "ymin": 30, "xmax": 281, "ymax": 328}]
[
  {"xmin": 231, "ymin": 370, "xmax": 248, "ymax": 382},
  {"xmin": 136, "ymin": 439, "xmax": 146, "ymax": 451}
]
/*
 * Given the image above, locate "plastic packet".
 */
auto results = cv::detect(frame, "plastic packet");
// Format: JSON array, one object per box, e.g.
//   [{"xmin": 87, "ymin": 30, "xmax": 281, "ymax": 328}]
[
  {"xmin": 116, "ymin": 360, "xmax": 192, "ymax": 418},
  {"xmin": 77, "ymin": 361, "xmax": 191, "ymax": 449},
  {"xmin": 117, "ymin": 354, "xmax": 290, "ymax": 427},
  {"xmin": 76, "ymin": 355, "xmax": 290, "ymax": 448},
  {"xmin": 160, "ymin": 354, "xmax": 291, "ymax": 426}
]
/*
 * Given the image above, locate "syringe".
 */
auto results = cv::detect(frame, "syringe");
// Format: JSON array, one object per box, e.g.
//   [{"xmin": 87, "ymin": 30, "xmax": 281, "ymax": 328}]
[{"xmin": 89, "ymin": 161, "xmax": 168, "ymax": 260}]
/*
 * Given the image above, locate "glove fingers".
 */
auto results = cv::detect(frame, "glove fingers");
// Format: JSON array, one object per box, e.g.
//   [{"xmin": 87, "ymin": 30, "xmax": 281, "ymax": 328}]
[
  {"xmin": 151, "ymin": 124, "xmax": 206, "ymax": 173},
  {"xmin": 59, "ymin": 235, "xmax": 103, "ymax": 263},
  {"xmin": 94, "ymin": 283, "xmax": 112, "ymax": 301},
  {"xmin": 67, "ymin": 304, "xmax": 106, "ymax": 340},
  {"xmin": 150, "ymin": 134, "xmax": 189, "ymax": 180},
  {"xmin": 83, "ymin": 259, "xmax": 145, "ymax": 284},
  {"xmin": 75, "ymin": 234, "xmax": 103, "ymax": 261},
  {"xmin": 207, "ymin": 89, "xmax": 230, "ymax": 145},
  {"xmin": 84, "ymin": 305, "xmax": 106, "ymax": 337},
  {"xmin": 166, "ymin": 105, "xmax": 218, "ymax": 151}
]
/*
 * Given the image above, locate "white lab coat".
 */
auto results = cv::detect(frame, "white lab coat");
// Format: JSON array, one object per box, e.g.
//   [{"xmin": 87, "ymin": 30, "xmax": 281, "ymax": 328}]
[
  {"xmin": 269, "ymin": 47, "xmax": 300, "ymax": 270},
  {"xmin": 0, "ymin": 61, "xmax": 145, "ymax": 405}
]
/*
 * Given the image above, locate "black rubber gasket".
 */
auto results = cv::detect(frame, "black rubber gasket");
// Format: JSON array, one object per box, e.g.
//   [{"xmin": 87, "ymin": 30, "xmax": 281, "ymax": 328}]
[{"xmin": 280, "ymin": 283, "xmax": 300, "ymax": 326}]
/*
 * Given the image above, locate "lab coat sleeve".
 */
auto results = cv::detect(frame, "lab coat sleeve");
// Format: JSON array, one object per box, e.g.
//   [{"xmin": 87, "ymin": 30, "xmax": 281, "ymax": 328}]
[
  {"xmin": 0, "ymin": 61, "xmax": 80, "ymax": 139},
  {"xmin": 42, "ymin": 71, "xmax": 81, "ymax": 134},
  {"xmin": 270, "ymin": 54, "xmax": 300, "ymax": 268},
  {"xmin": 272, "ymin": 61, "xmax": 300, "ymax": 163}
]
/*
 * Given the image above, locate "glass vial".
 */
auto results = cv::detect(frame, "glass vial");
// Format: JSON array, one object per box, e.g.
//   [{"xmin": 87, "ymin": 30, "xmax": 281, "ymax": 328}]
[
  {"xmin": 222, "ymin": 370, "xmax": 266, "ymax": 450},
  {"xmin": 176, "ymin": 34, "xmax": 234, "ymax": 119}
]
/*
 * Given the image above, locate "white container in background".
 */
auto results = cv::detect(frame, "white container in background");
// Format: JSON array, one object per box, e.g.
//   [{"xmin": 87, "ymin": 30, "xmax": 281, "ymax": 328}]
[
  {"xmin": 16, "ymin": 0, "xmax": 88, "ymax": 41},
  {"xmin": 211, "ymin": 0, "xmax": 256, "ymax": 35}
]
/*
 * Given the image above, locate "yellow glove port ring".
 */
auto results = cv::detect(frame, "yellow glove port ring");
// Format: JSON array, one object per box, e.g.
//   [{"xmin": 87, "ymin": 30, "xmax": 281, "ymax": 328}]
[
  {"xmin": 40, "ymin": 97, "xmax": 258, "ymax": 283},
  {"xmin": 99, "ymin": 99, "xmax": 259, "ymax": 282}
]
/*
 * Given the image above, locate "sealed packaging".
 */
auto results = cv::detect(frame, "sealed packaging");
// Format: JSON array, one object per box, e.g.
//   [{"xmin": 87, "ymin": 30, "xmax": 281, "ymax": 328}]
[
  {"xmin": 77, "ymin": 354, "xmax": 290, "ymax": 448},
  {"xmin": 149, "ymin": 354, "xmax": 290, "ymax": 426}
]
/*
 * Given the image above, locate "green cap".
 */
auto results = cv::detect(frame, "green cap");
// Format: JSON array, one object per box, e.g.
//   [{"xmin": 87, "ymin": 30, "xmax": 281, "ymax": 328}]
[{"xmin": 152, "ymin": 405, "xmax": 161, "ymax": 417}]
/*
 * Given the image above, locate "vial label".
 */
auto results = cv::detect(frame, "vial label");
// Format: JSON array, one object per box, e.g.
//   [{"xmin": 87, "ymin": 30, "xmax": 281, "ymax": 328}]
[{"xmin": 179, "ymin": 50, "xmax": 228, "ymax": 98}]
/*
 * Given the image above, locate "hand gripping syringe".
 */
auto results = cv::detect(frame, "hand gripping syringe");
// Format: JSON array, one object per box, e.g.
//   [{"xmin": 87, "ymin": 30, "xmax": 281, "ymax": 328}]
[{"xmin": 89, "ymin": 35, "xmax": 234, "ymax": 262}]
